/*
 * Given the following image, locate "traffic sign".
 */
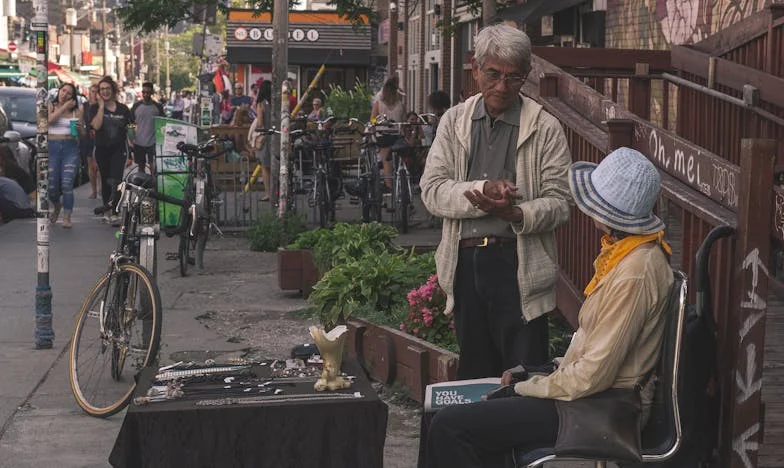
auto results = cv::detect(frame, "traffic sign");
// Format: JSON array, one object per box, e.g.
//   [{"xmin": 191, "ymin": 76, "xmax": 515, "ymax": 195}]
[{"xmin": 8, "ymin": 41, "xmax": 16, "ymax": 52}]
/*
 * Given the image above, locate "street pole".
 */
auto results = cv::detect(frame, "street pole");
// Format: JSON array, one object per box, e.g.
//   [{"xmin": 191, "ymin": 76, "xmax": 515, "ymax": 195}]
[
  {"xmin": 129, "ymin": 30, "xmax": 135, "ymax": 86},
  {"xmin": 115, "ymin": 20, "xmax": 122, "ymax": 84},
  {"xmin": 164, "ymin": 28, "xmax": 171, "ymax": 99},
  {"xmin": 272, "ymin": 0, "xmax": 288, "ymax": 217},
  {"xmin": 32, "ymin": 0, "xmax": 54, "ymax": 349},
  {"xmin": 101, "ymin": 0, "xmax": 107, "ymax": 76},
  {"xmin": 154, "ymin": 30, "xmax": 160, "ymax": 90}
]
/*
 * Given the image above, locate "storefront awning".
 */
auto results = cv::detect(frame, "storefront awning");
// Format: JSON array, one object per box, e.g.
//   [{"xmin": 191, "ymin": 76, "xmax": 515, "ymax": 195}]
[
  {"xmin": 0, "ymin": 68, "xmax": 26, "ymax": 79},
  {"xmin": 228, "ymin": 48, "xmax": 370, "ymax": 66}
]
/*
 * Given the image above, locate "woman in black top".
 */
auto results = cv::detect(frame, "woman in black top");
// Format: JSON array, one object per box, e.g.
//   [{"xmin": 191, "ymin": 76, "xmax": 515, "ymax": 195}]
[{"xmin": 89, "ymin": 76, "xmax": 132, "ymax": 219}]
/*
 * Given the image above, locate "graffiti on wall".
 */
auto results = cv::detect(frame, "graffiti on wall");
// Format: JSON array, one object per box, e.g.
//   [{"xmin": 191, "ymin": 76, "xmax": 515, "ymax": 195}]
[{"xmin": 607, "ymin": 0, "xmax": 770, "ymax": 49}]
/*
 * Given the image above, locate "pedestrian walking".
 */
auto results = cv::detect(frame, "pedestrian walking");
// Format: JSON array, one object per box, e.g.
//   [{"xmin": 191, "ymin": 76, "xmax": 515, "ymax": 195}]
[
  {"xmin": 89, "ymin": 75, "xmax": 133, "ymax": 225},
  {"xmin": 419, "ymin": 24, "xmax": 572, "ymax": 379},
  {"xmin": 81, "ymin": 84, "xmax": 101, "ymax": 199},
  {"xmin": 47, "ymin": 82, "xmax": 83, "ymax": 228},
  {"xmin": 249, "ymin": 80, "xmax": 272, "ymax": 201},
  {"xmin": 171, "ymin": 92, "xmax": 185, "ymax": 120},
  {"xmin": 130, "ymin": 82, "xmax": 165, "ymax": 174}
]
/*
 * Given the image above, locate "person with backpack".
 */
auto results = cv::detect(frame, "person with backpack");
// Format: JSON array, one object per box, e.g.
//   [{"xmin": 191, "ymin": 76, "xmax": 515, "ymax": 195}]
[{"xmin": 425, "ymin": 147, "xmax": 675, "ymax": 468}]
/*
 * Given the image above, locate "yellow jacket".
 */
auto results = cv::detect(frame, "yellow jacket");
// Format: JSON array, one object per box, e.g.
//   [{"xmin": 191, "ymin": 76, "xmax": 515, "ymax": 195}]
[{"xmin": 515, "ymin": 242, "xmax": 674, "ymax": 411}]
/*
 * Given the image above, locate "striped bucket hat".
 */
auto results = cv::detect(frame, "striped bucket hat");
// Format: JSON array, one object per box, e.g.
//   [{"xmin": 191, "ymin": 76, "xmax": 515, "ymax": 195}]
[{"xmin": 569, "ymin": 147, "xmax": 664, "ymax": 235}]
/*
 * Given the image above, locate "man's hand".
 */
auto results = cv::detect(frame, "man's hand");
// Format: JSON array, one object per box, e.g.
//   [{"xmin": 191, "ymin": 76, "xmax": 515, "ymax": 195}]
[
  {"xmin": 464, "ymin": 188, "xmax": 523, "ymax": 223},
  {"xmin": 483, "ymin": 179, "xmax": 518, "ymax": 200}
]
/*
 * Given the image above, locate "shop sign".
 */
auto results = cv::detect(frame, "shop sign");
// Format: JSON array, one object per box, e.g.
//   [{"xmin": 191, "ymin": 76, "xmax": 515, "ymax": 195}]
[{"xmin": 234, "ymin": 27, "xmax": 320, "ymax": 42}]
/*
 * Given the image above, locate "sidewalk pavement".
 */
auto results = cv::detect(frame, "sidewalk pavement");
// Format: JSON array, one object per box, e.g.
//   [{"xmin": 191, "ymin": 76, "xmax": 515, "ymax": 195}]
[{"xmin": 0, "ymin": 183, "xmax": 253, "ymax": 467}]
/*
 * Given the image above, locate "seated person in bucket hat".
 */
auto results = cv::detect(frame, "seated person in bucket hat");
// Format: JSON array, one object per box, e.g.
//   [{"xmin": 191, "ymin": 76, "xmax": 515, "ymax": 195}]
[{"xmin": 425, "ymin": 147, "xmax": 675, "ymax": 468}]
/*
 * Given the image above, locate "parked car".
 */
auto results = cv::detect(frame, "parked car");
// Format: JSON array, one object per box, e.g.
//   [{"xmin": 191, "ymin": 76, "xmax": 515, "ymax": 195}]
[{"xmin": 0, "ymin": 87, "xmax": 36, "ymax": 139}]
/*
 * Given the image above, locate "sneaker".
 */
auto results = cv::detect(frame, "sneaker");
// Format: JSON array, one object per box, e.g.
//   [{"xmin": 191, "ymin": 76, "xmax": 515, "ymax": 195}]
[
  {"xmin": 94, "ymin": 205, "xmax": 109, "ymax": 216},
  {"xmin": 49, "ymin": 204, "xmax": 61, "ymax": 224}
]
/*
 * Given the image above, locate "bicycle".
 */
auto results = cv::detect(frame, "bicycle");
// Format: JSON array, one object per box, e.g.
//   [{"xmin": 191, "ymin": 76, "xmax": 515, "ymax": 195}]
[
  {"xmin": 294, "ymin": 117, "xmax": 342, "ymax": 227},
  {"xmin": 345, "ymin": 118, "xmax": 383, "ymax": 223},
  {"xmin": 68, "ymin": 171, "xmax": 191, "ymax": 417},
  {"xmin": 174, "ymin": 138, "xmax": 230, "ymax": 273}
]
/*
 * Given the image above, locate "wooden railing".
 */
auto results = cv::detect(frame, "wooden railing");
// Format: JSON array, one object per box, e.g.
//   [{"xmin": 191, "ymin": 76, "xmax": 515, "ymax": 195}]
[{"xmin": 525, "ymin": 48, "xmax": 780, "ymax": 467}]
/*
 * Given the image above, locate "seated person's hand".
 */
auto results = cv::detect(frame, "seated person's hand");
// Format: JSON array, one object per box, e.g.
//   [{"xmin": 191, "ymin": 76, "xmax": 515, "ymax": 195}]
[
  {"xmin": 500, "ymin": 364, "xmax": 529, "ymax": 386},
  {"xmin": 483, "ymin": 385, "xmax": 518, "ymax": 400}
]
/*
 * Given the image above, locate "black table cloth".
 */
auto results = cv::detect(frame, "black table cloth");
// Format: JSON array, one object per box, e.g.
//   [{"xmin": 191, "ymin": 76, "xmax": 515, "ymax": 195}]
[{"xmin": 109, "ymin": 358, "xmax": 388, "ymax": 468}]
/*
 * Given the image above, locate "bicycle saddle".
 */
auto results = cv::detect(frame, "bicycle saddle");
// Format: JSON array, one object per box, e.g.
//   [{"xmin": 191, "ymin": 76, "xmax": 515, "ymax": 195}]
[{"xmin": 128, "ymin": 172, "xmax": 155, "ymax": 189}]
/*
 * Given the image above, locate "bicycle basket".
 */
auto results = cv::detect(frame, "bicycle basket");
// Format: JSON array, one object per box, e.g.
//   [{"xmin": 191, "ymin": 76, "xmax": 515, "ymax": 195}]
[{"xmin": 374, "ymin": 131, "xmax": 400, "ymax": 148}]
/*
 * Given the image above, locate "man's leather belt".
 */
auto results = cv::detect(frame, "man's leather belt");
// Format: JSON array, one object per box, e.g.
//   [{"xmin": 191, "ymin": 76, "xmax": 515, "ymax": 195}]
[{"xmin": 459, "ymin": 236, "xmax": 517, "ymax": 249}]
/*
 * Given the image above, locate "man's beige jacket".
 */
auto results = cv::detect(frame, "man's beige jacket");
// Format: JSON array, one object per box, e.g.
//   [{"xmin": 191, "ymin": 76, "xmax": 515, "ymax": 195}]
[{"xmin": 420, "ymin": 93, "xmax": 572, "ymax": 322}]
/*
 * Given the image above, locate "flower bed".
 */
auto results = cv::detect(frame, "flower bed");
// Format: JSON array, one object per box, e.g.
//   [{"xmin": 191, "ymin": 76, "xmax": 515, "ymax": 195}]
[{"xmin": 347, "ymin": 317, "xmax": 458, "ymax": 404}]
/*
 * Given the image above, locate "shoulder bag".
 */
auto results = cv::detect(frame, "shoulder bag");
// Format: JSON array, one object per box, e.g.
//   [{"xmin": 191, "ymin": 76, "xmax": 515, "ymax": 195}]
[{"xmin": 554, "ymin": 386, "xmax": 643, "ymax": 462}]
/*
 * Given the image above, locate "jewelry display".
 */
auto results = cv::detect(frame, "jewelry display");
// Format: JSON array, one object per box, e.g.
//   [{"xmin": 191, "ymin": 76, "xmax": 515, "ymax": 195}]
[
  {"xmin": 133, "ymin": 352, "xmax": 358, "ymax": 406},
  {"xmin": 194, "ymin": 392, "xmax": 364, "ymax": 406}
]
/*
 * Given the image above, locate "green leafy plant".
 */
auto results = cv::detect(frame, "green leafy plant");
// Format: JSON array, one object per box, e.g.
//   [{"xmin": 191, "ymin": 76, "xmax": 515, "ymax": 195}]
[
  {"xmin": 247, "ymin": 212, "xmax": 308, "ymax": 252},
  {"xmin": 288, "ymin": 222, "xmax": 399, "ymax": 272},
  {"xmin": 287, "ymin": 227, "xmax": 332, "ymax": 251},
  {"xmin": 400, "ymin": 274, "xmax": 458, "ymax": 352},
  {"xmin": 325, "ymin": 80, "xmax": 374, "ymax": 123},
  {"xmin": 309, "ymin": 250, "xmax": 434, "ymax": 329}
]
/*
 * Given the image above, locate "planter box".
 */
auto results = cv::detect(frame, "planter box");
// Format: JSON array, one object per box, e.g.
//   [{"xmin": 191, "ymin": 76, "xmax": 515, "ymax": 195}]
[
  {"xmin": 277, "ymin": 248, "xmax": 321, "ymax": 297},
  {"xmin": 347, "ymin": 317, "xmax": 459, "ymax": 403}
]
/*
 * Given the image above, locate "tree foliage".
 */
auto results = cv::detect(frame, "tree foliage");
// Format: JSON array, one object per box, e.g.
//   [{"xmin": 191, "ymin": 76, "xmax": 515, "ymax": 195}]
[{"xmin": 117, "ymin": 0, "xmax": 373, "ymax": 34}]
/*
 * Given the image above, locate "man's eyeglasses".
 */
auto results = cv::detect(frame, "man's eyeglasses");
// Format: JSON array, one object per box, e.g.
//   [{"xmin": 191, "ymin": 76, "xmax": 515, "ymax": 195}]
[{"xmin": 480, "ymin": 67, "xmax": 526, "ymax": 87}]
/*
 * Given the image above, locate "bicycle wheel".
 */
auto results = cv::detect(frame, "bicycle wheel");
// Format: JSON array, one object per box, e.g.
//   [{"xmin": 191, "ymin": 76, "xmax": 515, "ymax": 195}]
[
  {"xmin": 361, "ymin": 152, "xmax": 382, "ymax": 223},
  {"xmin": 69, "ymin": 263, "xmax": 162, "ymax": 417},
  {"xmin": 316, "ymin": 171, "xmax": 331, "ymax": 228},
  {"xmin": 195, "ymin": 216, "xmax": 209, "ymax": 270},
  {"xmin": 393, "ymin": 172, "xmax": 411, "ymax": 233},
  {"xmin": 178, "ymin": 231, "xmax": 189, "ymax": 276}
]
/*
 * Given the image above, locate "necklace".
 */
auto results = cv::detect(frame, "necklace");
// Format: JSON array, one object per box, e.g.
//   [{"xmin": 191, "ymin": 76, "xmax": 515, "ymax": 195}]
[{"xmin": 195, "ymin": 392, "xmax": 364, "ymax": 406}]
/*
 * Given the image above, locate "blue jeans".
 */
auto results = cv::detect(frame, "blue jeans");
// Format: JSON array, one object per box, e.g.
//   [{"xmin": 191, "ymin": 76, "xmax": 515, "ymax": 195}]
[{"xmin": 48, "ymin": 139, "xmax": 79, "ymax": 212}]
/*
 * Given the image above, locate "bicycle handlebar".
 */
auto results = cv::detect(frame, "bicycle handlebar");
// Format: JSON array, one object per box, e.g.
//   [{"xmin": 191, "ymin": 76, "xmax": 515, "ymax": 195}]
[
  {"xmin": 254, "ymin": 127, "xmax": 281, "ymax": 135},
  {"xmin": 146, "ymin": 189, "xmax": 190, "ymax": 209}
]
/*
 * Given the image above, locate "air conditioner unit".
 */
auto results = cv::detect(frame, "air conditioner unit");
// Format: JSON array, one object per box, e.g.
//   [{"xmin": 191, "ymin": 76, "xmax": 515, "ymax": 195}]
[
  {"xmin": 559, "ymin": 35, "xmax": 574, "ymax": 47},
  {"xmin": 592, "ymin": 0, "xmax": 607, "ymax": 10}
]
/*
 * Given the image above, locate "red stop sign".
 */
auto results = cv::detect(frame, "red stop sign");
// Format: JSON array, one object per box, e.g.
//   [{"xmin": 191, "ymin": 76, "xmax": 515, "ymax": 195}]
[{"xmin": 8, "ymin": 42, "xmax": 16, "ymax": 52}]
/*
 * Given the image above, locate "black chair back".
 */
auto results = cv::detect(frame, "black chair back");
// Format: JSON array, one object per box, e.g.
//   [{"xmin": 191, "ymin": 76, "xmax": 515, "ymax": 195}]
[{"xmin": 638, "ymin": 270, "xmax": 687, "ymax": 460}]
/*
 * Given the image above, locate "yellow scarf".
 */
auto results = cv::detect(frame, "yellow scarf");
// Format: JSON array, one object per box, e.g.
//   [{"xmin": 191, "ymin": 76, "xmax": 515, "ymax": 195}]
[{"xmin": 584, "ymin": 231, "xmax": 672, "ymax": 297}]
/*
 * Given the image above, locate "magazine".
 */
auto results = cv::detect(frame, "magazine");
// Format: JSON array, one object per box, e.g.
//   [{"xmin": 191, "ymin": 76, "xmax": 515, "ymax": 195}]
[{"xmin": 424, "ymin": 377, "xmax": 502, "ymax": 413}]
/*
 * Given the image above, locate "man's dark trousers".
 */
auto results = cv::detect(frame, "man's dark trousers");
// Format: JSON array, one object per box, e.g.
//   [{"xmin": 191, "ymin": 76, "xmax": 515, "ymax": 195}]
[{"xmin": 453, "ymin": 242, "xmax": 549, "ymax": 379}]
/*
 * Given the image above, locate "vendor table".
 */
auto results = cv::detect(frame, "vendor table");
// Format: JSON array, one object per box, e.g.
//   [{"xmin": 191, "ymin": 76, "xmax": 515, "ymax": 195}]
[{"xmin": 109, "ymin": 358, "xmax": 388, "ymax": 468}]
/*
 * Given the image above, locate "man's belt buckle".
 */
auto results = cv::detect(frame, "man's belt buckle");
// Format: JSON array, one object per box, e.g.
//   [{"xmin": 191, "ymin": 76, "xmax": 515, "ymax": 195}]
[{"xmin": 478, "ymin": 237, "xmax": 489, "ymax": 247}]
